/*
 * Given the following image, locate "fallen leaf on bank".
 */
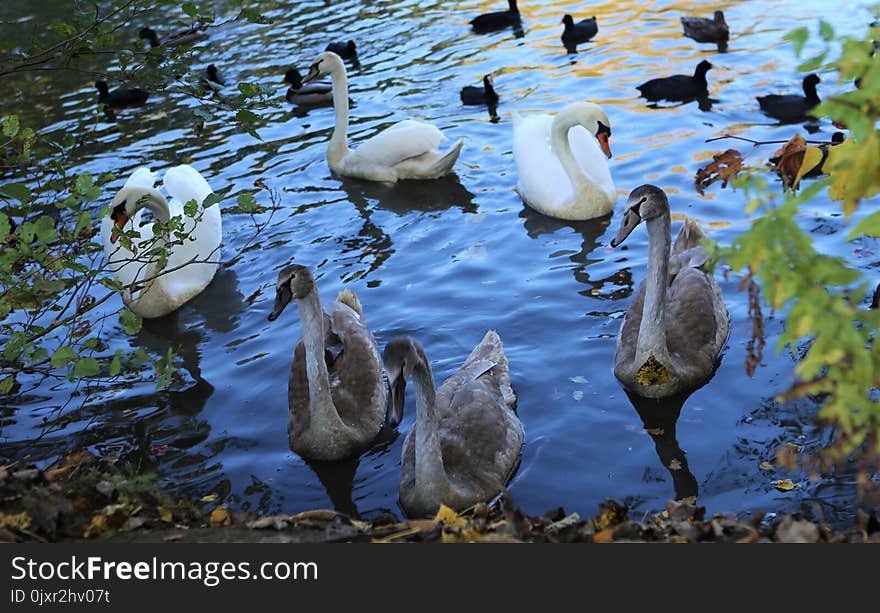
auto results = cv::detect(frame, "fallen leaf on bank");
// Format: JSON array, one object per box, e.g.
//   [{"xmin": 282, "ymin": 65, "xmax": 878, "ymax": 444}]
[
  {"xmin": 0, "ymin": 512, "xmax": 32, "ymax": 531},
  {"xmin": 593, "ymin": 527, "xmax": 615, "ymax": 543},
  {"xmin": 210, "ymin": 508, "xmax": 231, "ymax": 527},
  {"xmin": 157, "ymin": 506, "xmax": 173, "ymax": 523},
  {"xmin": 695, "ymin": 149, "xmax": 743, "ymax": 194},
  {"xmin": 45, "ymin": 450, "xmax": 96, "ymax": 482},
  {"xmin": 84, "ymin": 514, "xmax": 107, "ymax": 538},
  {"xmin": 592, "ymin": 499, "xmax": 627, "ymax": 531},
  {"xmin": 773, "ymin": 479, "xmax": 798, "ymax": 492},
  {"xmin": 162, "ymin": 534, "xmax": 184, "ymax": 542},
  {"xmin": 434, "ymin": 504, "xmax": 466, "ymax": 530}
]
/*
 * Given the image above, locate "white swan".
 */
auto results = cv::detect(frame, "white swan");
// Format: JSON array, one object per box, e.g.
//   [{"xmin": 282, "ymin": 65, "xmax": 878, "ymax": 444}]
[
  {"xmin": 513, "ymin": 101, "xmax": 616, "ymax": 220},
  {"xmin": 100, "ymin": 165, "xmax": 222, "ymax": 318},
  {"xmin": 302, "ymin": 51, "xmax": 464, "ymax": 182}
]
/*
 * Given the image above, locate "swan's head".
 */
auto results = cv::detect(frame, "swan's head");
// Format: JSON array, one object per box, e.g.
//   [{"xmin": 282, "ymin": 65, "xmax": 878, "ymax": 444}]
[
  {"xmin": 382, "ymin": 337, "xmax": 429, "ymax": 428},
  {"xmin": 268, "ymin": 264, "xmax": 314, "ymax": 321},
  {"xmin": 107, "ymin": 185, "xmax": 166, "ymax": 244},
  {"xmin": 611, "ymin": 185, "xmax": 668, "ymax": 248},
  {"xmin": 302, "ymin": 52, "xmax": 344, "ymax": 84}
]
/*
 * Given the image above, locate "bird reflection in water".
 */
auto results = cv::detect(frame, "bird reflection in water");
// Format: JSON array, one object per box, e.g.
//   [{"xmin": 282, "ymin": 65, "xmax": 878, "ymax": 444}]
[
  {"xmin": 624, "ymin": 389, "xmax": 699, "ymax": 501},
  {"xmin": 301, "ymin": 425, "xmax": 399, "ymax": 519}
]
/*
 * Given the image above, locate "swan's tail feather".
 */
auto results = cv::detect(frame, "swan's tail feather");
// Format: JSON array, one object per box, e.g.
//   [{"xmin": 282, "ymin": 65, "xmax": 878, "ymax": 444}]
[
  {"xmin": 673, "ymin": 217, "xmax": 705, "ymax": 255},
  {"xmin": 426, "ymin": 138, "xmax": 464, "ymax": 178},
  {"xmin": 336, "ymin": 288, "xmax": 364, "ymax": 319},
  {"xmin": 464, "ymin": 330, "xmax": 516, "ymax": 409}
]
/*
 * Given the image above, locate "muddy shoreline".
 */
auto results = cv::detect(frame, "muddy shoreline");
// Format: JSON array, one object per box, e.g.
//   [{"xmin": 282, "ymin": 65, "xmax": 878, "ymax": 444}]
[{"xmin": 2, "ymin": 451, "xmax": 877, "ymax": 544}]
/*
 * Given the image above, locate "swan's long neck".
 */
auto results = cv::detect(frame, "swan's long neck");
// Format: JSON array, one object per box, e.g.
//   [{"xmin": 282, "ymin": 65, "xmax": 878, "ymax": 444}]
[
  {"xmin": 550, "ymin": 110, "xmax": 596, "ymax": 195},
  {"xmin": 327, "ymin": 67, "xmax": 352, "ymax": 168},
  {"xmin": 295, "ymin": 288, "xmax": 339, "ymax": 424},
  {"xmin": 636, "ymin": 212, "xmax": 672, "ymax": 368},
  {"xmin": 411, "ymin": 359, "xmax": 450, "ymax": 496},
  {"xmin": 137, "ymin": 194, "xmax": 172, "ymax": 282}
]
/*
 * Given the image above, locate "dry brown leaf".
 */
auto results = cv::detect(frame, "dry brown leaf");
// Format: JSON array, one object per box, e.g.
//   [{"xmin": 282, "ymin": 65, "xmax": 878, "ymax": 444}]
[
  {"xmin": 157, "ymin": 506, "xmax": 173, "ymax": 523},
  {"xmin": 770, "ymin": 134, "xmax": 806, "ymax": 189},
  {"xmin": 209, "ymin": 507, "xmax": 231, "ymax": 527},
  {"xmin": 772, "ymin": 479, "xmax": 798, "ymax": 492},
  {"xmin": 162, "ymin": 534, "xmax": 184, "ymax": 542},
  {"xmin": 291, "ymin": 509, "xmax": 343, "ymax": 523},
  {"xmin": 695, "ymin": 149, "xmax": 744, "ymax": 194},
  {"xmin": 46, "ymin": 450, "xmax": 96, "ymax": 482},
  {"xmin": 646, "ymin": 427, "xmax": 665, "ymax": 436},
  {"xmin": 84, "ymin": 514, "xmax": 107, "ymax": 538},
  {"xmin": 593, "ymin": 527, "xmax": 615, "ymax": 543}
]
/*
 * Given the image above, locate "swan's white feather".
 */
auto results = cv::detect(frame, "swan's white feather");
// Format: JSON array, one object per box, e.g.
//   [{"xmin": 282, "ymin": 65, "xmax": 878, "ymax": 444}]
[
  {"xmin": 513, "ymin": 111, "xmax": 615, "ymax": 219},
  {"xmin": 350, "ymin": 119, "xmax": 445, "ymax": 168},
  {"xmin": 101, "ymin": 165, "xmax": 221, "ymax": 317}
]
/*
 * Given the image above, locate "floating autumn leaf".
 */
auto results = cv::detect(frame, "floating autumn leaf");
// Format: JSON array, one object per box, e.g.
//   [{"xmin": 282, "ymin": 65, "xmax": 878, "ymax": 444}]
[
  {"xmin": 200, "ymin": 494, "xmax": 218, "ymax": 503},
  {"xmin": 772, "ymin": 479, "xmax": 798, "ymax": 492},
  {"xmin": 775, "ymin": 442, "xmax": 803, "ymax": 470},
  {"xmin": 209, "ymin": 507, "xmax": 231, "ymax": 527},
  {"xmin": 668, "ymin": 458, "xmax": 683, "ymax": 471},
  {"xmin": 646, "ymin": 427, "xmax": 665, "ymax": 436},
  {"xmin": 768, "ymin": 134, "xmax": 806, "ymax": 189},
  {"xmin": 759, "ymin": 461, "xmax": 774, "ymax": 471},
  {"xmin": 695, "ymin": 149, "xmax": 744, "ymax": 194}
]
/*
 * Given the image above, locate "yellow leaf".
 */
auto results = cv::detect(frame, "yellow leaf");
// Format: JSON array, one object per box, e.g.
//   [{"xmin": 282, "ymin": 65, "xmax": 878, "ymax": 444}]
[
  {"xmin": 210, "ymin": 508, "xmax": 231, "ymax": 527},
  {"xmin": 433, "ymin": 504, "xmax": 466, "ymax": 529},
  {"xmin": 0, "ymin": 512, "xmax": 32, "ymax": 531},
  {"xmin": 792, "ymin": 146, "xmax": 824, "ymax": 190},
  {"xmin": 85, "ymin": 514, "xmax": 108, "ymax": 538},
  {"xmin": 772, "ymin": 479, "xmax": 797, "ymax": 492},
  {"xmin": 157, "ymin": 506, "xmax": 173, "ymax": 523},
  {"xmin": 200, "ymin": 494, "xmax": 218, "ymax": 503}
]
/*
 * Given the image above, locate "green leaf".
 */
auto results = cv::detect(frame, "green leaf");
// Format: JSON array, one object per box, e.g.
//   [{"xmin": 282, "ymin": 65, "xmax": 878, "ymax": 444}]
[
  {"xmin": 183, "ymin": 198, "xmax": 198, "ymax": 217},
  {"xmin": 34, "ymin": 214, "xmax": 56, "ymax": 243},
  {"xmin": 120, "ymin": 308, "xmax": 143, "ymax": 335},
  {"xmin": 0, "ymin": 375, "xmax": 15, "ymax": 395},
  {"xmin": 819, "ymin": 20, "xmax": 834, "ymax": 42},
  {"xmin": 784, "ymin": 26, "xmax": 809, "ymax": 57},
  {"xmin": 182, "ymin": 2, "xmax": 197, "ymax": 17},
  {"xmin": 74, "ymin": 211, "xmax": 91, "ymax": 237},
  {"xmin": 73, "ymin": 357, "xmax": 101, "ymax": 378},
  {"xmin": 109, "ymin": 350, "xmax": 122, "ymax": 376},
  {"xmin": 1, "ymin": 115, "xmax": 19, "ymax": 138},
  {"xmin": 201, "ymin": 192, "xmax": 223, "ymax": 208},
  {"xmin": 797, "ymin": 51, "xmax": 827, "ymax": 73},
  {"xmin": 0, "ymin": 182, "xmax": 31, "ymax": 203},
  {"xmin": 848, "ymin": 210, "xmax": 880, "ymax": 239},
  {"xmin": 237, "ymin": 192, "xmax": 257, "ymax": 213},
  {"xmin": 237, "ymin": 82, "xmax": 260, "ymax": 98},
  {"xmin": 0, "ymin": 212, "xmax": 9, "ymax": 237},
  {"xmin": 51, "ymin": 346, "xmax": 79, "ymax": 368}
]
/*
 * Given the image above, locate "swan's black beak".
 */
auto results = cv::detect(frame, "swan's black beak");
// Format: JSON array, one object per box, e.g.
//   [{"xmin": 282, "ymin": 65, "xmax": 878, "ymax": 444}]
[
  {"xmin": 611, "ymin": 208, "xmax": 641, "ymax": 248},
  {"xmin": 387, "ymin": 375, "xmax": 406, "ymax": 428},
  {"xmin": 302, "ymin": 61, "xmax": 321, "ymax": 85},
  {"xmin": 268, "ymin": 284, "xmax": 292, "ymax": 321}
]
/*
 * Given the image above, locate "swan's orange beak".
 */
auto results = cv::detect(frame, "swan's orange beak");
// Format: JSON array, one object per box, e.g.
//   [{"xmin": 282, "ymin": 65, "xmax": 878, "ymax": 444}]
[
  {"xmin": 597, "ymin": 132, "xmax": 612, "ymax": 159},
  {"xmin": 110, "ymin": 212, "xmax": 128, "ymax": 244}
]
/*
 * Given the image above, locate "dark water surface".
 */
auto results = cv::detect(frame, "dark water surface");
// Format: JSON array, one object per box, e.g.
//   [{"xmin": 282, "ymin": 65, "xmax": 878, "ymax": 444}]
[{"xmin": 2, "ymin": 0, "xmax": 878, "ymax": 524}]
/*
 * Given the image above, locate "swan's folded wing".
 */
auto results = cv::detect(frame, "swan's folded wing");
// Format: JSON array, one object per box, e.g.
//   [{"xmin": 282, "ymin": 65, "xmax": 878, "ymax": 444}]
[
  {"xmin": 568, "ymin": 125, "xmax": 616, "ymax": 200},
  {"xmin": 325, "ymin": 301, "xmax": 387, "ymax": 431},
  {"xmin": 163, "ymin": 164, "xmax": 214, "ymax": 207},
  {"xmin": 352, "ymin": 120, "xmax": 445, "ymax": 168},
  {"xmin": 666, "ymin": 268, "xmax": 724, "ymax": 366},
  {"xmin": 123, "ymin": 167, "xmax": 157, "ymax": 190}
]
